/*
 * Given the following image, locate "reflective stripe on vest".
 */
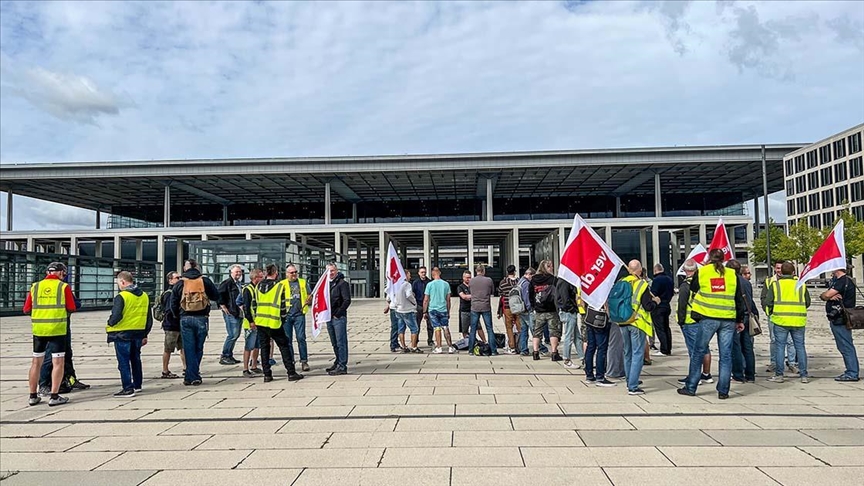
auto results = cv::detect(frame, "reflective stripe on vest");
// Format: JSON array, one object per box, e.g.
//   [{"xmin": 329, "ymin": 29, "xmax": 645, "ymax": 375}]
[
  {"xmin": 254, "ymin": 282, "xmax": 284, "ymax": 329},
  {"xmin": 690, "ymin": 266, "xmax": 737, "ymax": 320},
  {"xmin": 241, "ymin": 284, "xmax": 257, "ymax": 330},
  {"xmin": 108, "ymin": 291, "xmax": 149, "ymax": 333},
  {"xmin": 682, "ymin": 277, "xmax": 696, "ymax": 325},
  {"xmin": 623, "ymin": 275, "xmax": 653, "ymax": 337},
  {"xmin": 281, "ymin": 277, "xmax": 310, "ymax": 315},
  {"xmin": 30, "ymin": 279, "xmax": 68, "ymax": 337},
  {"xmin": 770, "ymin": 278, "xmax": 807, "ymax": 327}
]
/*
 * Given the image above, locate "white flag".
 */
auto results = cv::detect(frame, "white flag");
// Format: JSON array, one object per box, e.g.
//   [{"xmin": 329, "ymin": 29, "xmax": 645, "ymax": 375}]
[
  {"xmin": 385, "ymin": 242, "xmax": 407, "ymax": 299},
  {"xmin": 310, "ymin": 271, "xmax": 331, "ymax": 339},
  {"xmin": 676, "ymin": 244, "xmax": 707, "ymax": 276},
  {"xmin": 558, "ymin": 214, "xmax": 625, "ymax": 311},
  {"xmin": 797, "ymin": 219, "xmax": 846, "ymax": 291}
]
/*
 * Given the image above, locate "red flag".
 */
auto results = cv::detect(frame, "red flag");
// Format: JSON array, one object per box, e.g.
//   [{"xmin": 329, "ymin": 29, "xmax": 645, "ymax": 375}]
[
  {"xmin": 385, "ymin": 242, "xmax": 407, "ymax": 299},
  {"xmin": 797, "ymin": 219, "xmax": 846, "ymax": 291},
  {"xmin": 558, "ymin": 214, "xmax": 625, "ymax": 311},
  {"xmin": 310, "ymin": 271, "xmax": 331, "ymax": 339},
  {"xmin": 702, "ymin": 218, "xmax": 733, "ymax": 263},
  {"xmin": 677, "ymin": 244, "xmax": 707, "ymax": 276}
]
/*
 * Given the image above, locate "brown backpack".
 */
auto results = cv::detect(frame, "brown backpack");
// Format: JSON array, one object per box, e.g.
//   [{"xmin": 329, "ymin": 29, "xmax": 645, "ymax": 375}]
[{"xmin": 180, "ymin": 277, "xmax": 210, "ymax": 312}]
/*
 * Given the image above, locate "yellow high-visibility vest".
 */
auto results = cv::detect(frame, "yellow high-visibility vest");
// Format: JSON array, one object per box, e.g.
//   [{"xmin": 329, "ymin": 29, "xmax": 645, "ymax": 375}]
[
  {"xmin": 281, "ymin": 277, "xmax": 309, "ymax": 315},
  {"xmin": 253, "ymin": 281, "xmax": 284, "ymax": 329},
  {"xmin": 682, "ymin": 277, "xmax": 696, "ymax": 325},
  {"xmin": 690, "ymin": 266, "xmax": 737, "ymax": 320},
  {"xmin": 622, "ymin": 275, "xmax": 653, "ymax": 337},
  {"xmin": 30, "ymin": 279, "xmax": 68, "ymax": 337},
  {"xmin": 769, "ymin": 278, "xmax": 807, "ymax": 327},
  {"xmin": 107, "ymin": 291, "xmax": 149, "ymax": 333},
  {"xmin": 241, "ymin": 284, "xmax": 257, "ymax": 330}
]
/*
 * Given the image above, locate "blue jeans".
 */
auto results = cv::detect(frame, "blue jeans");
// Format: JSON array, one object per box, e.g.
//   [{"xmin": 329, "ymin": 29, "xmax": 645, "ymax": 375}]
[
  {"xmin": 560, "ymin": 311, "xmax": 584, "ymax": 360},
  {"xmin": 620, "ymin": 325, "xmax": 646, "ymax": 391},
  {"xmin": 327, "ymin": 316, "xmax": 349, "ymax": 370},
  {"xmin": 585, "ymin": 324, "xmax": 610, "ymax": 380},
  {"xmin": 180, "ymin": 315, "xmax": 209, "ymax": 382},
  {"xmin": 114, "ymin": 339, "xmax": 143, "ymax": 391},
  {"xmin": 732, "ymin": 327, "xmax": 756, "ymax": 381},
  {"xmin": 469, "ymin": 311, "xmax": 496, "ymax": 355},
  {"xmin": 768, "ymin": 318, "xmax": 797, "ymax": 366},
  {"xmin": 389, "ymin": 310, "xmax": 399, "ymax": 350},
  {"xmin": 685, "ymin": 318, "xmax": 735, "ymax": 395},
  {"xmin": 283, "ymin": 314, "xmax": 308, "ymax": 362},
  {"xmin": 518, "ymin": 313, "xmax": 548, "ymax": 354},
  {"xmin": 830, "ymin": 319, "xmax": 860, "ymax": 379},
  {"xmin": 773, "ymin": 325, "xmax": 807, "ymax": 377},
  {"xmin": 395, "ymin": 311, "xmax": 419, "ymax": 334},
  {"xmin": 221, "ymin": 313, "xmax": 242, "ymax": 359}
]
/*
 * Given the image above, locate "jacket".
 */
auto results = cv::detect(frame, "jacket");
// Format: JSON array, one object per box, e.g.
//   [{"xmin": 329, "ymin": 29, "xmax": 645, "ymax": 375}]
[
  {"xmin": 650, "ymin": 273, "xmax": 674, "ymax": 307},
  {"xmin": 106, "ymin": 285, "xmax": 153, "ymax": 343},
  {"xmin": 518, "ymin": 277, "xmax": 533, "ymax": 313},
  {"xmin": 412, "ymin": 277, "xmax": 430, "ymax": 308},
  {"xmin": 170, "ymin": 268, "xmax": 221, "ymax": 317},
  {"xmin": 555, "ymin": 278, "xmax": 578, "ymax": 314},
  {"xmin": 160, "ymin": 289, "xmax": 180, "ymax": 332},
  {"xmin": 218, "ymin": 277, "xmax": 243, "ymax": 318},
  {"xmin": 677, "ymin": 278, "xmax": 692, "ymax": 326},
  {"xmin": 498, "ymin": 276, "xmax": 518, "ymax": 310},
  {"xmin": 740, "ymin": 277, "xmax": 759, "ymax": 320},
  {"xmin": 528, "ymin": 273, "xmax": 558, "ymax": 313},
  {"xmin": 330, "ymin": 272, "xmax": 352, "ymax": 319}
]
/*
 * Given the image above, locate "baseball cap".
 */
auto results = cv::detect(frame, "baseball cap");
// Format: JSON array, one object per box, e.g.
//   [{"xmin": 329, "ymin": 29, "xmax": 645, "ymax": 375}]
[{"xmin": 47, "ymin": 262, "xmax": 67, "ymax": 273}]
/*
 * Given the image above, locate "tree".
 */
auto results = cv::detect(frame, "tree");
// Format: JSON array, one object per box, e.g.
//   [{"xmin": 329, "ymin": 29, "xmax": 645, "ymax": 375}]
[
  {"xmin": 779, "ymin": 221, "xmax": 824, "ymax": 265},
  {"xmin": 748, "ymin": 219, "xmax": 789, "ymax": 264}
]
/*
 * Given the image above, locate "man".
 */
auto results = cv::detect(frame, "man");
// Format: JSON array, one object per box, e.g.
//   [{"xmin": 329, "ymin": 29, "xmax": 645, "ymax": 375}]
[
  {"xmin": 412, "ymin": 266, "xmax": 433, "ymax": 346},
  {"xmin": 820, "ymin": 266, "xmax": 859, "ymax": 381},
  {"xmin": 676, "ymin": 260, "xmax": 713, "ymax": 385},
  {"xmin": 282, "ymin": 264, "xmax": 312, "ymax": 372},
  {"xmin": 160, "ymin": 272, "xmax": 185, "ymax": 379},
  {"xmin": 457, "ymin": 271, "xmax": 485, "ymax": 342},
  {"xmin": 326, "ymin": 264, "xmax": 352, "ymax": 375},
  {"xmin": 516, "ymin": 267, "xmax": 535, "ymax": 355},
  {"xmin": 530, "ymin": 260, "xmax": 561, "ymax": 361},
  {"xmin": 497, "ymin": 265, "xmax": 520, "ymax": 354},
  {"xmin": 170, "ymin": 259, "xmax": 220, "ymax": 386},
  {"xmin": 394, "ymin": 277, "xmax": 420, "ymax": 352},
  {"xmin": 239, "ymin": 268, "xmax": 264, "ymax": 377},
  {"xmin": 218, "ymin": 264, "xmax": 244, "ymax": 365},
  {"xmin": 650, "ymin": 263, "xmax": 674, "ymax": 357},
  {"xmin": 425, "ymin": 266, "xmax": 456, "ymax": 354},
  {"xmin": 37, "ymin": 267, "xmax": 88, "ymax": 396},
  {"xmin": 468, "ymin": 264, "xmax": 497, "ymax": 356},
  {"xmin": 618, "ymin": 260, "xmax": 659, "ymax": 395},
  {"xmin": 24, "ymin": 262, "xmax": 76, "ymax": 407},
  {"xmin": 384, "ymin": 279, "xmax": 401, "ymax": 353},
  {"xmin": 678, "ymin": 250, "xmax": 746, "ymax": 400},
  {"xmin": 557, "ymin": 277, "xmax": 583, "ymax": 368},
  {"xmin": 760, "ymin": 261, "xmax": 797, "ymax": 373},
  {"xmin": 766, "ymin": 262, "xmax": 811, "ymax": 383},
  {"xmin": 245, "ymin": 264, "xmax": 304, "ymax": 383},
  {"xmin": 107, "ymin": 271, "xmax": 153, "ymax": 397},
  {"xmin": 731, "ymin": 263, "xmax": 757, "ymax": 384}
]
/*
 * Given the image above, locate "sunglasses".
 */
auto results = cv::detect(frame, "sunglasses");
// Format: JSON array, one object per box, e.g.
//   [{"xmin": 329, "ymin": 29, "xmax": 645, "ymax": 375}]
[{"xmin": 288, "ymin": 271, "xmax": 298, "ymax": 274}]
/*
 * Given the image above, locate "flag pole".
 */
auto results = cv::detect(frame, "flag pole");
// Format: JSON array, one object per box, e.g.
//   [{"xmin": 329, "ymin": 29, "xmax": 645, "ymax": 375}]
[{"xmin": 761, "ymin": 145, "xmax": 772, "ymax": 269}]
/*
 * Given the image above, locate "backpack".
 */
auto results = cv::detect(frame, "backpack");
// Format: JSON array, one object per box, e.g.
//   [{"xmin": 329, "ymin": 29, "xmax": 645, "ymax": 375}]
[
  {"xmin": 494, "ymin": 333, "xmax": 507, "ymax": 349},
  {"xmin": 472, "ymin": 342, "xmax": 492, "ymax": 356},
  {"xmin": 151, "ymin": 290, "xmax": 170, "ymax": 322},
  {"xmin": 508, "ymin": 285, "xmax": 526, "ymax": 315},
  {"xmin": 534, "ymin": 283, "xmax": 556, "ymax": 309},
  {"xmin": 608, "ymin": 280, "xmax": 637, "ymax": 324},
  {"xmin": 180, "ymin": 277, "xmax": 210, "ymax": 312}
]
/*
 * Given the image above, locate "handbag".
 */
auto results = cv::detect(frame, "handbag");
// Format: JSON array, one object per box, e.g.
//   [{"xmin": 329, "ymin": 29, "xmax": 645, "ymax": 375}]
[
  {"xmin": 584, "ymin": 307, "xmax": 608, "ymax": 329},
  {"xmin": 839, "ymin": 278, "xmax": 864, "ymax": 330},
  {"xmin": 742, "ymin": 291, "xmax": 762, "ymax": 336}
]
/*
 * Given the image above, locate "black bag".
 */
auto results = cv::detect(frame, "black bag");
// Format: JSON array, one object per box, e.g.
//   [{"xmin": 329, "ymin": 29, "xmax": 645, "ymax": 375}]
[
  {"xmin": 842, "ymin": 306, "xmax": 864, "ymax": 330},
  {"xmin": 472, "ymin": 342, "xmax": 492, "ymax": 356},
  {"xmin": 584, "ymin": 307, "xmax": 608, "ymax": 329}
]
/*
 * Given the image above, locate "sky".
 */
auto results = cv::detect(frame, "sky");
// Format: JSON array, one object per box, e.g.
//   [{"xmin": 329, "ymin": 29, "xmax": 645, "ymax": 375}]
[{"xmin": 1, "ymin": 0, "xmax": 863, "ymax": 230}]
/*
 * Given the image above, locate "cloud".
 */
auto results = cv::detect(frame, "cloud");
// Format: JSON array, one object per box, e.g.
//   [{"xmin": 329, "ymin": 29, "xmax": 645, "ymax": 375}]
[
  {"xmin": 825, "ymin": 16, "xmax": 864, "ymax": 52},
  {"xmin": 0, "ymin": 55, "xmax": 132, "ymax": 125},
  {"xmin": 640, "ymin": 0, "xmax": 693, "ymax": 55}
]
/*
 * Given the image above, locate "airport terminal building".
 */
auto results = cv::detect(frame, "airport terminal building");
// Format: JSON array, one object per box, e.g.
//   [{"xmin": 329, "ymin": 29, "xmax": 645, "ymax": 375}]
[{"xmin": 0, "ymin": 143, "xmax": 805, "ymax": 312}]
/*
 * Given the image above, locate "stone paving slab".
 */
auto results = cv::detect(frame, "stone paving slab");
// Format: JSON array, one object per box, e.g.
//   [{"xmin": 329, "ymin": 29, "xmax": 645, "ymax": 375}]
[
  {"xmin": 140, "ymin": 469, "xmax": 302, "ymax": 486},
  {"xmin": 703, "ymin": 429, "xmax": 826, "ymax": 446},
  {"xmin": 70, "ymin": 434, "xmax": 211, "ymax": 452},
  {"xmin": 451, "ymin": 467, "xmax": 612, "ymax": 486},
  {"xmin": 801, "ymin": 429, "xmax": 864, "ymax": 445},
  {"xmin": 325, "ymin": 431, "xmax": 453, "ymax": 448},
  {"xmin": 578, "ymin": 429, "xmax": 718, "ymax": 446},
  {"xmin": 0, "ymin": 436, "xmax": 90, "ymax": 452},
  {"xmin": 97, "ymin": 449, "xmax": 252, "ymax": 470},
  {"xmin": 759, "ymin": 467, "xmax": 864, "ymax": 486},
  {"xmin": 380, "ymin": 446, "xmax": 522, "ymax": 467},
  {"xmin": 603, "ymin": 466, "xmax": 779, "ymax": 486},
  {"xmin": 659, "ymin": 446, "xmax": 825, "ymax": 466},
  {"xmin": 800, "ymin": 446, "xmax": 864, "ymax": 466},
  {"xmin": 293, "ymin": 467, "xmax": 449, "ymax": 486},
  {"xmin": 0, "ymin": 470, "xmax": 157, "ymax": 486},
  {"xmin": 452, "ymin": 430, "xmax": 584, "ymax": 447},
  {"xmin": 521, "ymin": 446, "xmax": 673, "ymax": 467},
  {"xmin": 239, "ymin": 447, "xmax": 385, "ymax": 468},
  {"xmin": 0, "ymin": 451, "xmax": 122, "ymax": 471}
]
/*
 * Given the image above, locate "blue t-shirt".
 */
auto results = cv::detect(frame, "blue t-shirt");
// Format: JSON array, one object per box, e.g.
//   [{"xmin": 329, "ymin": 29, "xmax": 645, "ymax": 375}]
[{"xmin": 424, "ymin": 279, "xmax": 451, "ymax": 313}]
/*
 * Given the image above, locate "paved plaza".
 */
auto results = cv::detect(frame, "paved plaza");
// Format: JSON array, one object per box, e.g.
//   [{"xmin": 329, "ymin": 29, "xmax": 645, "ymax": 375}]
[{"xmin": 1, "ymin": 298, "xmax": 863, "ymax": 485}]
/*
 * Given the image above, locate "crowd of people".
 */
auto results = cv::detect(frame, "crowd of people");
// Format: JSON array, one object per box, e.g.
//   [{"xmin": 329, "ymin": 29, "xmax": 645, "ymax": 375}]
[{"xmin": 23, "ymin": 252, "xmax": 859, "ymax": 406}]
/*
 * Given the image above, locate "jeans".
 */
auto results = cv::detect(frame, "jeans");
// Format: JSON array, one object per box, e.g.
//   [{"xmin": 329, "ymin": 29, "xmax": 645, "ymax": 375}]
[
  {"xmin": 829, "ymin": 319, "xmax": 860, "ymax": 379},
  {"xmin": 684, "ymin": 318, "xmax": 735, "ymax": 395},
  {"xmin": 518, "ymin": 313, "xmax": 533, "ymax": 353},
  {"xmin": 605, "ymin": 324, "xmax": 625, "ymax": 378},
  {"xmin": 180, "ymin": 315, "xmax": 209, "ymax": 382},
  {"xmin": 417, "ymin": 306, "xmax": 432, "ymax": 344},
  {"xmin": 621, "ymin": 325, "xmax": 647, "ymax": 392},
  {"xmin": 732, "ymin": 328, "xmax": 756, "ymax": 381},
  {"xmin": 114, "ymin": 339, "xmax": 143, "ymax": 391},
  {"xmin": 651, "ymin": 305, "xmax": 672, "ymax": 355},
  {"xmin": 327, "ymin": 316, "xmax": 349, "ymax": 370},
  {"xmin": 680, "ymin": 323, "xmax": 710, "ymax": 368},
  {"xmin": 585, "ymin": 324, "xmax": 610, "ymax": 380},
  {"xmin": 469, "ymin": 310, "xmax": 496, "ymax": 355},
  {"xmin": 389, "ymin": 310, "xmax": 399, "ymax": 350},
  {"xmin": 259, "ymin": 324, "xmax": 296, "ymax": 376},
  {"xmin": 773, "ymin": 325, "xmax": 808, "ymax": 377},
  {"xmin": 395, "ymin": 311, "xmax": 419, "ymax": 335},
  {"xmin": 283, "ymin": 314, "xmax": 308, "ymax": 362},
  {"xmin": 221, "ymin": 313, "xmax": 242, "ymax": 359},
  {"xmin": 559, "ymin": 311, "xmax": 584, "ymax": 360},
  {"xmin": 40, "ymin": 318, "xmax": 75, "ymax": 387},
  {"xmin": 768, "ymin": 318, "xmax": 797, "ymax": 366}
]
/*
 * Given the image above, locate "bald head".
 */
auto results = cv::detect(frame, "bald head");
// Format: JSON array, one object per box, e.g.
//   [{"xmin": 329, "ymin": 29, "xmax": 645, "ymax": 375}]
[{"xmin": 628, "ymin": 260, "xmax": 642, "ymax": 275}]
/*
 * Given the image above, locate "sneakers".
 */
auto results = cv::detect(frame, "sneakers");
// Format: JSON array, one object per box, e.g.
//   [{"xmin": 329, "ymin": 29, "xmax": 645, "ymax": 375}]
[
  {"xmin": 287, "ymin": 372, "xmax": 304, "ymax": 382},
  {"xmin": 532, "ymin": 351, "xmax": 540, "ymax": 361},
  {"xmin": 411, "ymin": 347, "xmax": 423, "ymax": 354},
  {"xmin": 28, "ymin": 396, "xmax": 41, "ymax": 406},
  {"xmin": 718, "ymin": 393, "xmax": 729, "ymax": 400},
  {"xmin": 301, "ymin": 362, "xmax": 311, "ymax": 372},
  {"xmin": 563, "ymin": 360, "xmax": 582, "ymax": 369},
  {"xmin": 732, "ymin": 377, "xmax": 746, "ymax": 384},
  {"xmin": 433, "ymin": 347, "xmax": 443, "ymax": 354},
  {"xmin": 787, "ymin": 363, "xmax": 800, "ymax": 374},
  {"xmin": 835, "ymin": 374, "xmax": 860, "ymax": 382},
  {"xmin": 48, "ymin": 396, "xmax": 69, "ymax": 407},
  {"xmin": 219, "ymin": 356, "xmax": 236, "ymax": 365},
  {"xmin": 677, "ymin": 388, "xmax": 696, "ymax": 397},
  {"xmin": 37, "ymin": 386, "xmax": 51, "ymax": 397},
  {"xmin": 628, "ymin": 388, "xmax": 645, "ymax": 395},
  {"xmin": 800, "ymin": 376, "xmax": 810, "ymax": 384},
  {"xmin": 243, "ymin": 370, "xmax": 255, "ymax": 378},
  {"xmin": 326, "ymin": 362, "xmax": 338, "ymax": 372},
  {"xmin": 448, "ymin": 346, "xmax": 457, "ymax": 354},
  {"xmin": 652, "ymin": 350, "xmax": 665, "ymax": 357},
  {"xmin": 767, "ymin": 375, "xmax": 785, "ymax": 383},
  {"xmin": 596, "ymin": 379, "xmax": 617, "ymax": 387},
  {"xmin": 701, "ymin": 373, "xmax": 714, "ymax": 384},
  {"xmin": 585, "ymin": 376, "xmax": 597, "ymax": 383},
  {"xmin": 191, "ymin": 379, "xmax": 202, "ymax": 386},
  {"xmin": 263, "ymin": 375, "xmax": 273, "ymax": 383},
  {"xmin": 550, "ymin": 352, "xmax": 563, "ymax": 362},
  {"xmin": 506, "ymin": 347, "xmax": 517, "ymax": 355},
  {"xmin": 766, "ymin": 363, "xmax": 776, "ymax": 373},
  {"xmin": 328, "ymin": 368, "xmax": 348, "ymax": 376},
  {"xmin": 114, "ymin": 389, "xmax": 135, "ymax": 398},
  {"xmin": 69, "ymin": 377, "xmax": 90, "ymax": 390}
]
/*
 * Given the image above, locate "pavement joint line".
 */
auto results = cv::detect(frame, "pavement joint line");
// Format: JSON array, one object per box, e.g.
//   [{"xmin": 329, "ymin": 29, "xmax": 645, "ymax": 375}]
[
  {"xmin": 654, "ymin": 445, "xmax": 678, "ymax": 466},
  {"xmin": 232, "ymin": 449, "xmax": 255, "ymax": 470},
  {"xmin": 755, "ymin": 466, "xmax": 785, "ymax": 485},
  {"xmin": 740, "ymin": 415, "xmax": 765, "ymax": 430},
  {"xmin": 91, "ymin": 450, "xmax": 124, "ymax": 471},
  {"xmin": 797, "ymin": 429, "xmax": 830, "ymax": 446},
  {"xmin": 320, "ymin": 432, "xmax": 333, "ymax": 449},
  {"xmin": 600, "ymin": 466, "xmax": 614, "ymax": 485},
  {"xmin": 795, "ymin": 445, "xmax": 832, "ymax": 466},
  {"xmin": 700, "ymin": 429, "xmax": 725, "ymax": 446},
  {"xmin": 622, "ymin": 416, "xmax": 638, "ymax": 430},
  {"xmin": 289, "ymin": 467, "xmax": 306, "ymax": 486},
  {"xmin": 136, "ymin": 470, "xmax": 160, "ymax": 486}
]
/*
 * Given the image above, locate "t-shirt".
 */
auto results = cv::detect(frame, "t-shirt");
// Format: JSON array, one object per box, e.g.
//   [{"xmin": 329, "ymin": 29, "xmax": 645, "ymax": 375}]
[
  {"xmin": 469, "ymin": 275, "xmax": 494, "ymax": 313},
  {"xmin": 827, "ymin": 274, "xmax": 856, "ymax": 313},
  {"xmin": 425, "ymin": 279, "xmax": 451, "ymax": 312},
  {"xmin": 457, "ymin": 283, "xmax": 471, "ymax": 313},
  {"xmin": 287, "ymin": 280, "xmax": 304, "ymax": 316}
]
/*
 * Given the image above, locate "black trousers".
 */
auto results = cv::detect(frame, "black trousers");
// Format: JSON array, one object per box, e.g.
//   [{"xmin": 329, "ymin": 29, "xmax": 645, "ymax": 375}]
[
  {"xmin": 651, "ymin": 305, "xmax": 673, "ymax": 355},
  {"xmin": 258, "ymin": 325, "xmax": 296, "ymax": 376},
  {"xmin": 40, "ymin": 317, "xmax": 76, "ymax": 387},
  {"xmin": 417, "ymin": 306, "xmax": 432, "ymax": 343}
]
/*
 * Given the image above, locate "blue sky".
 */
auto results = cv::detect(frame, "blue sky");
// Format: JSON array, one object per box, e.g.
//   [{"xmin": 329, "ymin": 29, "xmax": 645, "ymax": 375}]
[{"xmin": 1, "ymin": 0, "xmax": 863, "ymax": 229}]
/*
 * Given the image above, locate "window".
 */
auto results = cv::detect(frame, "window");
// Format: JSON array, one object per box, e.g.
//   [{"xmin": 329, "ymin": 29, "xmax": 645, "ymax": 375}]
[
  {"xmin": 836, "ymin": 161, "xmax": 848, "ymax": 182},
  {"xmin": 823, "ymin": 212, "xmax": 835, "ymax": 227},
  {"xmin": 852, "ymin": 181, "xmax": 864, "ymax": 203},
  {"xmin": 786, "ymin": 180, "xmax": 795, "ymax": 195},
  {"xmin": 809, "ymin": 215, "xmax": 821, "ymax": 228},
  {"xmin": 837, "ymin": 185, "xmax": 849, "ymax": 204},
  {"xmin": 849, "ymin": 132, "xmax": 862, "ymax": 154},
  {"xmin": 800, "ymin": 154, "xmax": 811, "ymax": 170},
  {"xmin": 797, "ymin": 196, "xmax": 807, "ymax": 214},
  {"xmin": 854, "ymin": 205, "xmax": 864, "ymax": 221},
  {"xmin": 808, "ymin": 172, "xmax": 820, "ymax": 191},
  {"xmin": 796, "ymin": 175, "xmax": 806, "ymax": 193},
  {"xmin": 819, "ymin": 145, "xmax": 832, "ymax": 164},
  {"xmin": 833, "ymin": 139, "xmax": 846, "ymax": 160},
  {"xmin": 851, "ymin": 157, "xmax": 864, "ymax": 178},
  {"xmin": 809, "ymin": 193, "xmax": 821, "ymax": 211},
  {"xmin": 785, "ymin": 159, "xmax": 794, "ymax": 176},
  {"xmin": 823, "ymin": 189, "xmax": 835, "ymax": 208},
  {"xmin": 787, "ymin": 199, "xmax": 796, "ymax": 216},
  {"xmin": 821, "ymin": 167, "xmax": 833, "ymax": 185},
  {"xmin": 805, "ymin": 150, "xmax": 817, "ymax": 169}
]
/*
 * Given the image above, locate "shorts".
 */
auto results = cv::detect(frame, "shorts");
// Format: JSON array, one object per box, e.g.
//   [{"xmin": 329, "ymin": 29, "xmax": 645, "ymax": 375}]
[
  {"xmin": 164, "ymin": 331, "xmax": 183, "ymax": 353},
  {"xmin": 244, "ymin": 328, "xmax": 260, "ymax": 351},
  {"xmin": 534, "ymin": 311, "xmax": 562, "ymax": 339},
  {"xmin": 429, "ymin": 310, "xmax": 450, "ymax": 328},
  {"xmin": 460, "ymin": 312, "xmax": 472, "ymax": 334},
  {"xmin": 395, "ymin": 311, "xmax": 419, "ymax": 335},
  {"xmin": 33, "ymin": 335, "xmax": 66, "ymax": 358}
]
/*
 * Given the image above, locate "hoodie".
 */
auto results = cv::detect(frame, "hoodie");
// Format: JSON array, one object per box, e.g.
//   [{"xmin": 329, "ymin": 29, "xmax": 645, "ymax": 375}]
[
  {"xmin": 393, "ymin": 280, "xmax": 417, "ymax": 314},
  {"xmin": 529, "ymin": 273, "xmax": 558, "ymax": 313},
  {"xmin": 170, "ymin": 268, "xmax": 221, "ymax": 317},
  {"xmin": 106, "ymin": 285, "xmax": 153, "ymax": 343},
  {"xmin": 555, "ymin": 278, "xmax": 578, "ymax": 314},
  {"xmin": 330, "ymin": 272, "xmax": 352, "ymax": 319}
]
